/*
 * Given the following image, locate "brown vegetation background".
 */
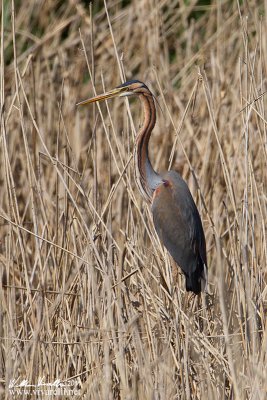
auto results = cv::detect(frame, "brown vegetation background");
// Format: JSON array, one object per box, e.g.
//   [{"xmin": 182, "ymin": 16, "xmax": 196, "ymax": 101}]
[{"xmin": 0, "ymin": 0, "xmax": 266, "ymax": 399}]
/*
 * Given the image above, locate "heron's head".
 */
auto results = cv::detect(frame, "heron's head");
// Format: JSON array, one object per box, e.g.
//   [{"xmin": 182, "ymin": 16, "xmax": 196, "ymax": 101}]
[{"xmin": 77, "ymin": 80, "xmax": 152, "ymax": 106}]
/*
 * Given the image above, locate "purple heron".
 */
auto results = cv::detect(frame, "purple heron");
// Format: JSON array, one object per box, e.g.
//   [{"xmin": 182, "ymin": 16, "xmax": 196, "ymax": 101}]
[{"xmin": 78, "ymin": 80, "xmax": 207, "ymax": 294}]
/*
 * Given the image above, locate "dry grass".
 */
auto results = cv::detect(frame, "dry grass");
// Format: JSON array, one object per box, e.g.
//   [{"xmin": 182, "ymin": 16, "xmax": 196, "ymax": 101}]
[{"xmin": 0, "ymin": 0, "xmax": 266, "ymax": 399}]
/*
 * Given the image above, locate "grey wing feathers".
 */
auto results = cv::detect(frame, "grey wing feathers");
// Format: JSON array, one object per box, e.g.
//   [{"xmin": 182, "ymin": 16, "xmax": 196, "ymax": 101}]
[{"xmin": 151, "ymin": 171, "xmax": 207, "ymax": 294}]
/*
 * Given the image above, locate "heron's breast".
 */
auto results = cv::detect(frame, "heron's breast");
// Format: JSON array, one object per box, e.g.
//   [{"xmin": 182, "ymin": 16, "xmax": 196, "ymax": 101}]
[{"xmin": 152, "ymin": 179, "xmax": 174, "ymax": 203}]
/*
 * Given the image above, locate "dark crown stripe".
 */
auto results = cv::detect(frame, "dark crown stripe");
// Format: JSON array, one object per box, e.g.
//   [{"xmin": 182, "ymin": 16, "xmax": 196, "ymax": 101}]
[{"xmin": 117, "ymin": 80, "xmax": 149, "ymax": 90}]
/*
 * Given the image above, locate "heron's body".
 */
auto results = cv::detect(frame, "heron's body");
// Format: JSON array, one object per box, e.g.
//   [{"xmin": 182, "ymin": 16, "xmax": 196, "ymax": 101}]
[
  {"xmin": 152, "ymin": 170, "xmax": 207, "ymax": 293},
  {"xmin": 78, "ymin": 79, "xmax": 207, "ymax": 294}
]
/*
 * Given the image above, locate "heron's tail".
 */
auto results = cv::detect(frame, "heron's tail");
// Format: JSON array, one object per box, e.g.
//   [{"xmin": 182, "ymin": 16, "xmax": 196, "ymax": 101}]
[{"xmin": 185, "ymin": 263, "xmax": 208, "ymax": 295}]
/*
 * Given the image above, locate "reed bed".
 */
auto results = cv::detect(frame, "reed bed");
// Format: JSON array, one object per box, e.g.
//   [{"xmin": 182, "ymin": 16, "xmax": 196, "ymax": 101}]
[{"xmin": 0, "ymin": 0, "xmax": 266, "ymax": 399}]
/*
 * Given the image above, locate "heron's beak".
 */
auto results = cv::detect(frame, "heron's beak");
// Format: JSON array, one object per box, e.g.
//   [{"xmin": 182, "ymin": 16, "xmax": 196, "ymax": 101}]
[{"xmin": 76, "ymin": 86, "xmax": 129, "ymax": 106}]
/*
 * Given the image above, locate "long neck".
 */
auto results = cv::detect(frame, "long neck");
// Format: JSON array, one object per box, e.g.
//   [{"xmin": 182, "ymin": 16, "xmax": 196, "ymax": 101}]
[{"xmin": 134, "ymin": 94, "xmax": 161, "ymax": 202}]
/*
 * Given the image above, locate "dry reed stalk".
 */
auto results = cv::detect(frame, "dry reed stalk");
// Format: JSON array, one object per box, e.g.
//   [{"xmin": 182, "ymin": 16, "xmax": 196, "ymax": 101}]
[{"xmin": 0, "ymin": 1, "xmax": 266, "ymax": 399}]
